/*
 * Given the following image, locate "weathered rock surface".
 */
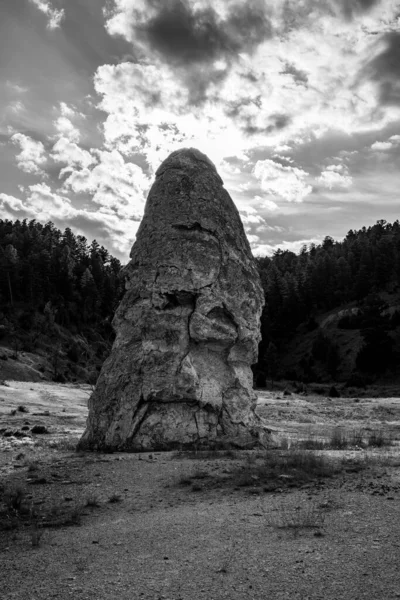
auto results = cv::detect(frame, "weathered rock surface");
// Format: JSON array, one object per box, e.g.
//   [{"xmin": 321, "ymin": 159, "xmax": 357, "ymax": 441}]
[{"xmin": 79, "ymin": 148, "xmax": 267, "ymax": 451}]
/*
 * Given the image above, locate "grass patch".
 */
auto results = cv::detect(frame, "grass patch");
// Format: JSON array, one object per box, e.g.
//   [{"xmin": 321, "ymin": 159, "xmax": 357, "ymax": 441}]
[
  {"xmin": 228, "ymin": 448, "xmax": 341, "ymax": 491},
  {"xmin": 367, "ymin": 429, "xmax": 391, "ymax": 447},
  {"xmin": 0, "ymin": 484, "xmax": 85, "ymax": 549},
  {"xmin": 108, "ymin": 493, "xmax": 122, "ymax": 504},
  {"xmin": 85, "ymin": 493, "xmax": 100, "ymax": 508},
  {"xmin": 296, "ymin": 427, "xmax": 392, "ymax": 451},
  {"xmin": 261, "ymin": 493, "xmax": 329, "ymax": 536}
]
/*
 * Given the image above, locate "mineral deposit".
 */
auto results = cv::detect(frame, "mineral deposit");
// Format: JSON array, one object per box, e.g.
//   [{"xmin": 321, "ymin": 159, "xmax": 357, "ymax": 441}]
[{"xmin": 79, "ymin": 148, "xmax": 267, "ymax": 450}]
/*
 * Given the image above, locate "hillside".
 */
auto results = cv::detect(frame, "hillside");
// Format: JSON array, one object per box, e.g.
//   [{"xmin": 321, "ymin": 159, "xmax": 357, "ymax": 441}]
[
  {"xmin": 2, "ymin": 217, "xmax": 400, "ymax": 390},
  {"xmin": 0, "ymin": 219, "xmax": 124, "ymax": 384},
  {"xmin": 254, "ymin": 219, "xmax": 400, "ymax": 389}
]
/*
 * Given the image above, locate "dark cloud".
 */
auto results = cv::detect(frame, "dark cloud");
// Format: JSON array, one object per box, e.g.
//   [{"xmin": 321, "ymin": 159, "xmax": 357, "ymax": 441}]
[
  {"xmin": 281, "ymin": 62, "xmax": 308, "ymax": 85},
  {"xmin": 339, "ymin": 0, "xmax": 380, "ymax": 20},
  {"xmin": 129, "ymin": 0, "xmax": 271, "ymax": 103},
  {"xmin": 363, "ymin": 32, "xmax": 400, "ymax": 105},
  {"xmin": 135, "ymin": 0, "xmax": 271, "ymax": 66},
  {"xmin": 231, "ymin": 111, "xmax": 291, "ymax": 137}
]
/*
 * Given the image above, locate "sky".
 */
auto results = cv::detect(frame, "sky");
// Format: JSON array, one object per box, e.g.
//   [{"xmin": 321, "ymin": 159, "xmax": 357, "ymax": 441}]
[{"xmin": 1, "ymin": 0, "xmax": 400, "ymax": 262}]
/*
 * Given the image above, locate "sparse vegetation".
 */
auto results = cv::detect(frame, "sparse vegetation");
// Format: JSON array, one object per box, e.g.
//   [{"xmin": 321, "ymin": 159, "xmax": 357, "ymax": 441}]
[
  {"xmin": 0, "ymin": 482, "xmax": 86, "ymax": 549},
  {"xmin": 367, "ymin": 429, "xmax": 390, "ymax": 447},
  {"xmin": 85, "ymin": 494, "xmax": 100, "ymax": 508},
  {"xmin": 108, "ymin": 493, "xmax": 122, "ymax": 503},
  {"xmin": 262, "ymin": 494, "xmax": 326, "ymax": 535}
]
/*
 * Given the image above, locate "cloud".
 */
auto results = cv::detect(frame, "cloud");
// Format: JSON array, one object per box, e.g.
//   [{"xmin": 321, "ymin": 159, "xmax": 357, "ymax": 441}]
[
  {"xmin": 254, "ymin": 195, "xmax": 279, "ymax": 211},
  {"xmin": 105, "ymin": 0, "xmax": 272, "ymax": 102},
  {"xmin": 234, "ymin": 201, "xmax": 266, "ymax": 232},
  {"xmin": 339, "ymin": 0, "xmax": 380, "ymax": 19},
  {"xmin": 6, "ymin": 81, "xmax": 28, "ymax": 95},
  {"xmin": 370, "ymin": 140, "xmax": 393, "ymax": 151},
  {"xmin": 28, "ymin": 182, "xmax": 74, "ymax": 218},
  {"xmin": 280, "ymin": 62, "xmax": 308, "ymax": 85},
  {"xmin": 53, "ymin": 103, "xmax": 84, "ymax": 143},
  {"xmin": 60, "ymin": 102, "xmax": 76, "ymax": 118},
  {"xmin": 369, "ymin": 135, "xmax": 400, "ymax": 151},
  {"xmin": 51, "ymin": 137, "xmax": 96, "ymax": 171},
  {"xmin": 54, "ymin": 116, "xmax": 81, "ymax": 143},
  {"xmin": 252, "ymin": 237, "xmax": 323, "ymax": 257},
  {"xmin": 11, "ymin": 133, "xmax": 47, "ymax": 175},
  {"xmin": 93, "ymin": 0, "xmax": 400, "ymax": 178},
  {"xmin": 362, "ymin": 32, "xmax": 400, "ymax": 106},
  {"xmin": 317, "ymin": 164, "xmax": 353, "ymax": 189},
  {"xmin": 0, "ymin": 193, "xmax": 31, "ymax": 218},
  {"xmin": 29, "ymin": 0, "xmax": 65, "ymax": 30},
  {"xmin": 63, "ymin": 149, "xmax": 150, "ymax": 219},
  {"xmin": 253, "ymin": 159, "xmax": 312, "ymax": 203}
]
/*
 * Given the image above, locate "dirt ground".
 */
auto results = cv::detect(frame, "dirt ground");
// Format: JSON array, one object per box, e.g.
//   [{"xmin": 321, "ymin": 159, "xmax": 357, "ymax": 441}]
[{"xmin": 1, "ymin": 381, "xmax": 400, "ymax": 600}]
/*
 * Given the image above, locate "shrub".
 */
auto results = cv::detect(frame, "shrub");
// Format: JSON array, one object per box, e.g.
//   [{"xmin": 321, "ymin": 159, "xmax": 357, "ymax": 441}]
[
  {"xmin": 232, "ymin": 448, "xmax": 339, "ymax": 489},
  {"xmin": 108, "ymin": 493, "xmax": 122, "ymax": 503},
  {"xmin": 328, "ymin": 385, "xmax": 340, "ymax": 398},
  {"xmin": 330, "ymin": 428, "xmax": 348, "ymax": 449},
  {"xmin": 368, "ymin": 429, "xmax": 389, "ymax": 447},
  {"xmin": 85, "ymin": 494, "xmax": 100, "ymax": 508}
]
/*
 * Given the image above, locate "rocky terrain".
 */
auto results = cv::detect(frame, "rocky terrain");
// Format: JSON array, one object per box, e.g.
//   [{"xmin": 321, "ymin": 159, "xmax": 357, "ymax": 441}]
[{"xmin": 1, "ymin": 381, "xmax": 400, "ymax": 599}]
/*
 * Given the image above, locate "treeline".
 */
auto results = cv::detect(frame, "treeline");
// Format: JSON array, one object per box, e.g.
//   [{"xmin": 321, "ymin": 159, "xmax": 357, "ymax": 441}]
[
  {"xmin": 0, "ymin": 219, "xmax": 122, "ymax": 324},
  {"xmin": 256, "ymin": 219, "xmax": 400, "ymax": 384},
  {"xmin": 0, "ymin": 219, "xmax": 124, "ymax": 380},
  {"xmin": 1, "ymin": 217, "xmax": 400, "ymax": 386}
]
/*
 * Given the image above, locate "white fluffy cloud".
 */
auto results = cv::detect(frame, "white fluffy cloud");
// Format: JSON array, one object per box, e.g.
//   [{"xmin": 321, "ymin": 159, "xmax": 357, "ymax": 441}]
[
  {"xmin": 371, "ymin": 141, "xmax": 393, "ymax": 151},
  {"xmin": 53, "ymin": 103, "xmax": 83, "ymax": 143},
  {"xmin": 52, "ymin": 138, "xmax": 96, "ymax": 172},
  {"xmin": 370, "ymin": 136, "xmax": 400, "ymax": 152},
  {"xmin": 253, "ymin": 159, "xmax": 312, "ymax": 203},
  {"xmin": 254, "ymin": 195, "xmax": 279, "ymax": 212},
  {"xmin": 63, "ymin": 149, "xmax": 150, "ymax": 219},
  {"xmin": 54, "ymin": 117, "xmax": 81, "ymax": 143},
  {"xmin": 29, "ymin": 0, "xmax": 65, "ymax": 29},
  {"xmin": 11, "ymin": 133, "xmax": 47, "ymax": 175},
  {"xmin": 317, "ymin": 164, "xmax": 353, "ymax": 190}
]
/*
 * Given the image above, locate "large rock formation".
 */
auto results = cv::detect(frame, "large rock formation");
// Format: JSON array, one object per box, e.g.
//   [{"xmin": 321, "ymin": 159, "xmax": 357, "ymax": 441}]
[{"xmin": 79, "ymin": 148, "xmax": 267, "ymax": 451}]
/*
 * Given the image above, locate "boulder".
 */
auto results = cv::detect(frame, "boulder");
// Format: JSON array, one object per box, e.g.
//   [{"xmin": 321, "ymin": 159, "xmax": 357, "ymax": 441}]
[{"xmin": 79, "ymin": 148, "xmax": 268, "ymax": 451}]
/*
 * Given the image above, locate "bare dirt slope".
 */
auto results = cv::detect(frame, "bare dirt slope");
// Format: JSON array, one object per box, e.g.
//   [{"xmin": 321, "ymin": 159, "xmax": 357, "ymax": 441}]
[{"xmin": 1, "ymin": 384, "xmax": 400, "ymax": 600}]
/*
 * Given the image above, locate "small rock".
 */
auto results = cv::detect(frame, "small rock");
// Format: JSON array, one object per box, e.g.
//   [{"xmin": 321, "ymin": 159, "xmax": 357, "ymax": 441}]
[
  {"xmin": 31, "ymin": 425, "xmax": 49, "ymax": 434},
  {"xmin": 29, "ymin": 477, "xmax": 47, "ymax": 485}
]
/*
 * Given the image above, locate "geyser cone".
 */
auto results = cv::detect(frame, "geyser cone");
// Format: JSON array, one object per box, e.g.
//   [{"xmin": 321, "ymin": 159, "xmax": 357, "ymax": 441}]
[{"xmin": 79, "ymin": 148, "xmax": 268, "ymax": 451}]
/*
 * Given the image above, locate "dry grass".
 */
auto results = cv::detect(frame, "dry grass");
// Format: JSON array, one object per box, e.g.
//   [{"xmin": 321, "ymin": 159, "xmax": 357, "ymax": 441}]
[
  {"xmin": 231, "ymin": 448, "xmax": 341, "ymax": 490},
  {"xmin": 295, "ymin": 427, "xmax": 393, "ymax": 451},
  {"xmin": 0, "ymin": 483, "xmax": 85, "ymax": 549}
]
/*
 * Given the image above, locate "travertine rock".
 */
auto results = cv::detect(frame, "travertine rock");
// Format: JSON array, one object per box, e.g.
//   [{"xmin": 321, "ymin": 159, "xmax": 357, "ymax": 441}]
[{"xmin": 79, "ymin": 148, "xmax": 267, "ymax": 451}]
